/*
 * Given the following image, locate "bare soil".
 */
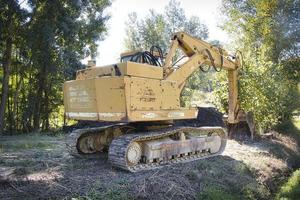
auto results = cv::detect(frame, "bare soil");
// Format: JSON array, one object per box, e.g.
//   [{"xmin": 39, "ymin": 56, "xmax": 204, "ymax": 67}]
[{"xmin": 0, "ymin": 132, "xmax": 299, "ymax": 200}]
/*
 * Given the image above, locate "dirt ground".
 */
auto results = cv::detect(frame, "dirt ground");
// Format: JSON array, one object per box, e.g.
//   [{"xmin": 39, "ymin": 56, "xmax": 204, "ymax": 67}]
[{"xmin": 0, "ymin": 132, "xmax": 299, "ymax": 200}]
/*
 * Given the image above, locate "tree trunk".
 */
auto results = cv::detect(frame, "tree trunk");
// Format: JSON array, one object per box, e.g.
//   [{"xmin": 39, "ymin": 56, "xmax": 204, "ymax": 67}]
[
  {"xmin": 33, "ymin": 70, "xmax": 46, "ymax": 131},
  {"xmin": 33, "ymin": 81, "xmax": 43, "ymax": 131},
  {"xmin": 13, "ymin": 75, "xmax": 23, "ymax": 131},
  {"xmin": 0, "ymin": 36, "xmax": 13, "ymax": 134},
  {"xmin": 44, "ymin": 83, "xmax": 50, "ymax": 130}
]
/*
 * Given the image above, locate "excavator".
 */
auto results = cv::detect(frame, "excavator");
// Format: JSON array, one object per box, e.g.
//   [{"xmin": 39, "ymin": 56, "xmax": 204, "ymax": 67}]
[{"xmin": 63, "ymin": 32, "xmax": 245, "ymax": 172}]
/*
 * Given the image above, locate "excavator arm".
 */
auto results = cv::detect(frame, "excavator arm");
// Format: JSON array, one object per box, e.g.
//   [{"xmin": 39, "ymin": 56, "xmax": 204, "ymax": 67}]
[{"xmin": 163, "ymin": 32, "xmax": 241, "ymax": 124}]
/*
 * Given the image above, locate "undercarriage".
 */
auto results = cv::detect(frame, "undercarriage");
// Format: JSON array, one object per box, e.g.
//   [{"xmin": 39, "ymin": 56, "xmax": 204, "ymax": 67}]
[{"xmin": 66, "ymin": 123, "xmax": 227, "ymax": 172}]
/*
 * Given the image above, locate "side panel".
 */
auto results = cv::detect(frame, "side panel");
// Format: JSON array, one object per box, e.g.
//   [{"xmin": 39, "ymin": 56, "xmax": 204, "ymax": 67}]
[
  {"xmin": 64, "ymin": 79, "xmax": 98, "ymax": 120},
  {"xmin": 130, "ymin": 77, "xmax": 162, "ymax": 111},
  {"xmin": 95, "ymin": 77, "xmax": 127, "ymax": 121},
  {"xmin": 126, "ymin": 76, "xmax": 197, "ymax": 121},
  {"xmin": 126, "ymin": 62, "xmax": 163, "ymax": 79},
  {"xmin": 64, "ymin": 74, "xmax": 198, "ymax": 122},
  {"xmin": 161, "ymin": 81, "xmax": 180, "ymax": 109}
]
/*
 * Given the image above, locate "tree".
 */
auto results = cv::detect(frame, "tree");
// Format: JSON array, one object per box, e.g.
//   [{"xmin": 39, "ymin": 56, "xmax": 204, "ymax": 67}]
[
  {"xmin": 215, "ymin": 0, "xmax": 300, "ymax": 131},
  {"xmin": 124, "ymin": 0, "xmax": 209, "ymax": 52},
  {"xmin": 0, "ymin": 0, "xmax": 26, "ymax": 133},
  {"xmin": 23, "ymin": 0, "xmax": 110, "ymax": 131},
  {"xmin": 0, "ymin": 0, "xmax": 112, "ymax": 133}
]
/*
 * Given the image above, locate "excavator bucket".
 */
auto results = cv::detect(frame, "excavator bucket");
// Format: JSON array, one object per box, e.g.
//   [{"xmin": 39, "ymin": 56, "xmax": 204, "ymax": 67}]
[{"xmin": 225, "ymin": 110, "xmax": 255, "ymax": 140}]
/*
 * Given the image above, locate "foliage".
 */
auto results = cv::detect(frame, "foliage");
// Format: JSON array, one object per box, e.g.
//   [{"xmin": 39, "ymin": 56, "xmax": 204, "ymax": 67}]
[
  {"xmin": 124, "ymin": 0, "xmax": 209, "ymax": 52},
  {"xmin": 276, "ymin": 169, "xmax": 300, "ymax": 200},
  {"xmin": 124, "ymin": 0, "xmax": 215, "ymax": 107},
  {"xmin": 198, "ymin": 185, "xmax": 241, "ymax": 200},
  {"xmin": 0, "ymin": 0, "xmax": 111, "ymax": 132},
  {"xmin": 215, "ymin": 0, "xmax": 300, "ymax": 131}
]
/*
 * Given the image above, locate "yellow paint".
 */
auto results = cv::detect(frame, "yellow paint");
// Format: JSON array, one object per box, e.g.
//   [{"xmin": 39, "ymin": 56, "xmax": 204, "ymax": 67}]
[{"xmin": 63, "ymin": 32, "xmax": 241, "ymax": 124}]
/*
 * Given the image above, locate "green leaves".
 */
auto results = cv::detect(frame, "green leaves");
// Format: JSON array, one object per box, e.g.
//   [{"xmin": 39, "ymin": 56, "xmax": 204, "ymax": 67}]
[
  {"xmin": 0, "ymin": 0, "xmax": 112, "ymax": 132},
  {"xmin": 124, "ymin": 0, "xmax": 209, "ymax": 53},
  {"xmin": 218, "ymin": 0, "xmax": 300, "ymax": 132}
]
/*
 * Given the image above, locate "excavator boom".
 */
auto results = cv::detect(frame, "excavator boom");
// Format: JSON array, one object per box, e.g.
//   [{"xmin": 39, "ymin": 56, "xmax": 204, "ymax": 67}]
[{"xmin": 163, "ymin": 32, "xmax": 240, "ymax": 123}]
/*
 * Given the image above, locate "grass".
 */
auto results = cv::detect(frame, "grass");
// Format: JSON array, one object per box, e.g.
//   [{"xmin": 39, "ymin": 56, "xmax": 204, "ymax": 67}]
[
  {"xmin": 185, "ymin": 170, "xmax": 199, "ymax": 181},
  {"xmin": 242, "ymin": 182, "xmax": 269, "ymax": 200},
  {"xmin": 0, "ymin": 133, "xmax": 64, "ymax": 173},
  {"xmin": 194, "ymin": 158, "xmax": 269, "ymax": 200},
  {"xmin": 277, "ymin": 119, "xmax": 300, "ymax": 135},
  {"xmin": 73, "ymin": 180, "xmax": 133, "ymax": 200},
  {"xmin": 0, "ymin": 157, "xmax": 36, "ymax": 167},
  {"xmin": 0, "ymin": 126, "xmax": 298, "ymax": 200},
  {"xmin": 293, "ymin": 118, "xmax": 300, "ymax": 130},
  {"xmin": 275, "ymin": 118, "xmax": 300, "ymax": 168},
  {"xmin": 197, "ymin": 160, "xmax": 212, "ymax": 170},
  {"xmin": 195, "ymin": 166, "xmax": 270, "ymax": 200},
  {"xmin": 0, "ymin": 134, "xmax": 58, "ymax": 151},
  {"xmin": 1, "ymin": 141, "xmax": 54, "ymax": 150},
  {"xmin": 276, "ymin": 117, "xmax": 300, "ymax": 146},
  {"xmin": 276, "ymin": 169, "xmax": 300, "ymax": 200},
  {"xmin": 234, "ymin": 163, "xmax": 252, "ymax": 176},
  {"xmin": 274, "ymin": 117, "xmax": 300, "ymax": 199},
  {"xmin": 198, "ymin": 185, "xmax": 241, "ymax": 200}
]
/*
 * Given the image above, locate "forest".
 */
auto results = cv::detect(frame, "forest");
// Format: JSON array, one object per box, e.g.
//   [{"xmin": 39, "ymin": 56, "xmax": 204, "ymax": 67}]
[
  {"xmin": 0, "ymin": 0, "xmax": 299, "ymax": 199},
  {"xmin": 0, "ymin": 0, "xmax": 111, "ymax": 132},
  {"xmin": 0, "ymin": 0, "xmax": 299, "ymax": 134}
]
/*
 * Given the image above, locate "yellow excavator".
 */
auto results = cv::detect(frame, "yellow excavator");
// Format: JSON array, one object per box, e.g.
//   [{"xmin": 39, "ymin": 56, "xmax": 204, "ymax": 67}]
[{"xmin": 63, "ymin": 32, "xmax": 246, "ymax": 172}]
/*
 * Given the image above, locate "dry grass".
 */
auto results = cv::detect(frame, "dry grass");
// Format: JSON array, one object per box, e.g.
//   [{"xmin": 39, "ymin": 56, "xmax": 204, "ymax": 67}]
[{"xmin": 0, "ymin": 132, "xmax": 299, "ymax": 200}]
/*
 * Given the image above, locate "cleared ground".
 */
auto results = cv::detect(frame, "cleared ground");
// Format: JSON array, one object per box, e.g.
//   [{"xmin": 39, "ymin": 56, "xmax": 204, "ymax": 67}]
[{"xmin": 0, "ymin": 132, "xmax": 299, "ymax": 200}]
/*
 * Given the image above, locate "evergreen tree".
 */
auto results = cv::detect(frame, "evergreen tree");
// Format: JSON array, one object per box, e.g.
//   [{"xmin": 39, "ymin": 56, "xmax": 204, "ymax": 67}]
[
  {"xmin": 0, "ymin": 0, "xmax": 27, "ymax": 133},
  {"xmin": 0, "ymin": 0, "xmax": 112, "ymax": 133}
]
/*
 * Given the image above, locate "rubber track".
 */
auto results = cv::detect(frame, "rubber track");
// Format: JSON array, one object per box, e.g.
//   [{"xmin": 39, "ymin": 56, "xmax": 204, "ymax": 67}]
[{"xmin": 108, "ymin": 126, "xmax": 227, "ymax": 172}]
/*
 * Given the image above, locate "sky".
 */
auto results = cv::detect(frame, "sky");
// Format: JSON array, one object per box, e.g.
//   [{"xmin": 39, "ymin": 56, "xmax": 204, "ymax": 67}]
[{"xmin": 94, "ymin": 0, "xmax": 229, "ymax": 66}]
